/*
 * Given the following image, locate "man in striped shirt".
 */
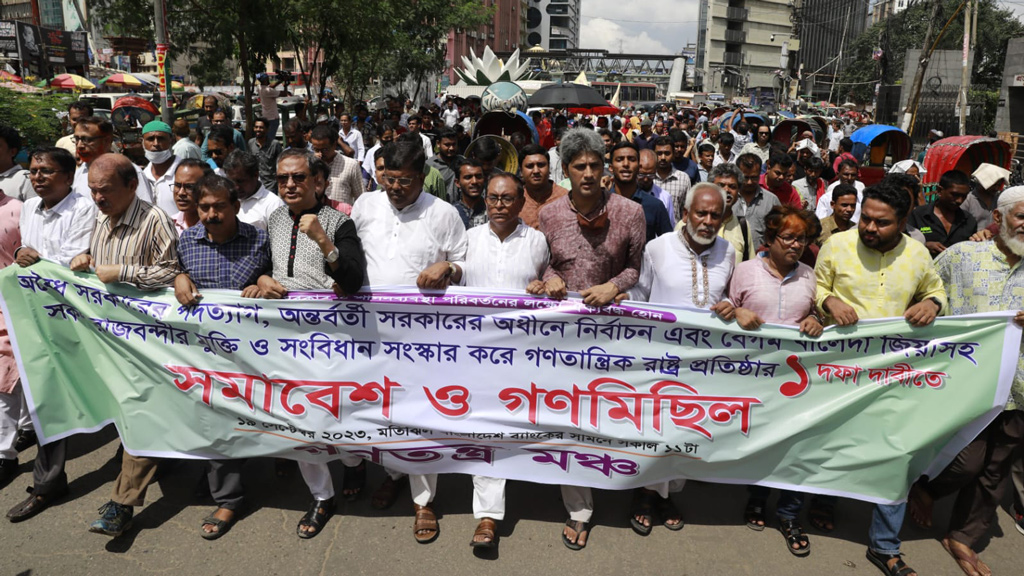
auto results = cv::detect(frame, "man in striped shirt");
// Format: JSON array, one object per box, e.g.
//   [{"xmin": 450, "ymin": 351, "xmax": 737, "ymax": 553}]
[{"xmin": 68, "ymin": 153, "xmax": 180, "ymax": 536}]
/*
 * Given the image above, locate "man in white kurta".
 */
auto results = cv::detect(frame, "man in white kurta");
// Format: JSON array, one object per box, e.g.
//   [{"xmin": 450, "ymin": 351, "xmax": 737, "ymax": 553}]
[
  {"xmin": 449, "ymin": 173, "xmax": 548, "ymax": 548},
  {"xmin": 625, "ymin": 182, "xmax": 736, "ymax": 533},
  {"xmin": 350, "ymin": 141, "xmax": 466, "ymax": 543}
]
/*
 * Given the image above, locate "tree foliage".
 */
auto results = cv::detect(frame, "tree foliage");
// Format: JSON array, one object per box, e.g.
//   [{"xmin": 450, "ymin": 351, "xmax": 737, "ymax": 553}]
[
  {"xmin": 91, "ymin": 0, "xmax": 493, "ymax": 130},
  {"xmin": 837, "ymin": 0, "xmax": 1024, "ymax": 103},
  {"xmin": 0, "ymin": 88, "xmax": 74, "ymax": 148}
]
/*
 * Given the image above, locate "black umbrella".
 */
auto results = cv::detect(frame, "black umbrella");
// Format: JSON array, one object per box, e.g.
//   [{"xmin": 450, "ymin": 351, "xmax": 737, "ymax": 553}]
[{"xmin": 528, "ymin": 83, "xmax": 612, "ymax": 109}]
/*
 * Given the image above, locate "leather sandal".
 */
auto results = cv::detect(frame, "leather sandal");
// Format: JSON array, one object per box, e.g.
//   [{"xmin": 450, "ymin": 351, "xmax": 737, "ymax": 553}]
[
  {"xmin": 777, "ymin": 517, "xmax": 810, "ymax": 557},
  {"xmin": 200, "ymin": 508, "xmax": 237, "ymax": 541},
  {"xmin": 342, "ymin": 462, "xmax": 366, "ymax": 501},
  {"xmin": 6, "ymin": 486, "xmax": 68, "ymax": 523},
  {"xmin": 561, "ymin": 519, "xmax": 590, "ymax": 551},
  {"xmin": 413, "ymin": 504, "xmax": 439, "ymax": 544},
  {"xmin": 866, "ymin": 549, "xmax": 917, "ymax": 576},
  {"xmin": 470, "ymin": 517, "xmax": 498, "ymax": 549},
  {"xmin": 655, "ymin": 494, "xmax": 684, "ymax": 531},
  {"xmin": 629, "ymin": 489, "xmax": 654, "ymax": 536},
  {"xmin": 371, "ymin": 475, "xmax": 407, "ymax": 510},
  {"xmin": 296, "ymin": 497, "xmax": 335, "ymax": 539},
  {"xmin": 744, "ymin": 497, "xmax": 766, "ymax": 531}
]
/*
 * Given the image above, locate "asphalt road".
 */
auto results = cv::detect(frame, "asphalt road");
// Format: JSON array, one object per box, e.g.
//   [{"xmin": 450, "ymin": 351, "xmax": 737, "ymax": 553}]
[{"xmin": 1, "ymin": 427, "xmax": 1022, "ymax": 576}]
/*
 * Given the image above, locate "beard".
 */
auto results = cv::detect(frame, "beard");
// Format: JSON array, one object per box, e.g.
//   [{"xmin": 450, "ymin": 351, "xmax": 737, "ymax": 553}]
[
  {"xmin": 999, "ymin": 218, "xmax": 1024, "ymax": 257},
  {"xmin": 686, "ymin": 221, "xmax": 715, "ymax": 246}
]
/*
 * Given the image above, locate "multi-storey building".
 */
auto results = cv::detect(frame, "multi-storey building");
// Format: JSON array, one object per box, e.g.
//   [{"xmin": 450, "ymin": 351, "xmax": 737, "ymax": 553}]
[
  {"xmin": 525, "ymin": 0, "xmax": 580, "ymax": 51},
  {"xmin": 799, "ymin": 0, "xmax": 870, "ymax": 100},
  {"xmin": 696, "ymin": 0, "xmax": 796, "ymax": 99}
]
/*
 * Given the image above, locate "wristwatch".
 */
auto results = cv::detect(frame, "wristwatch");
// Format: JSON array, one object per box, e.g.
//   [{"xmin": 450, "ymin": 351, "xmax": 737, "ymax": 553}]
[
  {"xmin": 929, "ymin": 296, "xmax": 942, "ymax": 313},
  {"xmin": 324, "ymin": 247, "xmax": 339, "ymax": 264},
  {"xmin": 445, "ymin": 261, "xmax": 457, "ymax": 277}
]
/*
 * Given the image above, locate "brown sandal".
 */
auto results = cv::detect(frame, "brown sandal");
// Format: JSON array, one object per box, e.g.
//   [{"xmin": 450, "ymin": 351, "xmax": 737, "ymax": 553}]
[
  {"xmin": 413, "ymin": 504, "xmax": 439, "ymax": 544},
  {"xmin": 371, "ymin": 475, "xmax": 407, "ymax": 510},
  {"xmin": 471, "ymin": 517, "xmax": 498, "ymax": 549}
]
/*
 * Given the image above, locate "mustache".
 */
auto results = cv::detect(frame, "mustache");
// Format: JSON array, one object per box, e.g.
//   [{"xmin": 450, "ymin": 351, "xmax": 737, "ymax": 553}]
[{"xmin": 204, "ymin": 217, "xmax": 223, "ymax": 225}]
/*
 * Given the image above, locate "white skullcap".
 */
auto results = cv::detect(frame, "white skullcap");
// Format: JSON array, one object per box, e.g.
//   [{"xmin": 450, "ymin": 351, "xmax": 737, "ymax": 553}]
[
  {"xmin": 889, "ymin": 160, "xmax": 926, "ymax": 175},
  {"xmin": 997, "ymin": 186, "xmax": 1024, "ymax": 212},
  {"xmin": 972, "ymin": 163, "xmax": 1011, "ymax": 191}
]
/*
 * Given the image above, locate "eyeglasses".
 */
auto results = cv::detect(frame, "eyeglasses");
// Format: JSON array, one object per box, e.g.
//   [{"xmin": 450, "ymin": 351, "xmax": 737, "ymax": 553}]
[
  {"xmin": 637, "ymin": 172, "xmax": 656, "ymax": 178},
  {"xmin": 383, "ymin": 175, "xmax": 414, "ymax": 187},
  {"xmin": 28, "ymin": 168, "xmax": 58, "ymax": 176},
  {"xmin": 776, "ymin": 235, "xmax": 811, "ymax": 246},
  {"xmin": 484, "ymin": 195, "xmax": 518, "ymax": 207},
  {"xmin": 73, "ymin": 135, "xmax": 102, "ymax": 145},
  {"xmin": 172, "ymin": 182, "xmax": 197, "ymax": 191},
  {"xmin": 276, "ymin": 173, "xmax": 309, "ymax": 185}
]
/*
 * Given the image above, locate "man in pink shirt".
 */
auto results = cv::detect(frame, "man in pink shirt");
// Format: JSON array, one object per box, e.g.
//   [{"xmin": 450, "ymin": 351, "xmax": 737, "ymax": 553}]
[{"xmin": 728, "ymin": 204, "xmax": 823, "ymax": 557}]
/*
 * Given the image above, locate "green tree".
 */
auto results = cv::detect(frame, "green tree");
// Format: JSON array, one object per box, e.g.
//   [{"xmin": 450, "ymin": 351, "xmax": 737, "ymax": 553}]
[
  {"xmin": 0, "ymin": 88, "xmax": 74, "ymax": 148},
  {"xmin": 837, "ymin": 0, "xmax": 1024, "ymax": 104}
]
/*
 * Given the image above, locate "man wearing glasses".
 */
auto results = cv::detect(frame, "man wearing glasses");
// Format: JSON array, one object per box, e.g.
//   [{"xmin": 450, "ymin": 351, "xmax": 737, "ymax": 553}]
[
  {"xmin": 5, "ymin": 148, "xmax": 96, "ymax": 524},
  {"xmin": 350, "ymin": 140, "xmax": 467, "ymax": 544},
  {"xmin": 445, "ymin": 173, "xmax": 549, "ymax": 550},
  {"xmin": 168, "ymin": 159, "xmax": 211, "ymax": 235},
  {"xmin": 739, "ymin": 124, "xmax": 773, "ymax": 164},
  {"xmin": 71, "ymin": 117, "xmax": 152, "ymax": 203},
  {"xmin": 205, "ymin": 126, "xmax": 235, "ymax": 177},
  {"xmin": 254, "ymin": 148, "xmax": 366, "ymax": 540},
  {"xmin": 222, "ymin": 150, "xmax": 284, "ymax": 232}
]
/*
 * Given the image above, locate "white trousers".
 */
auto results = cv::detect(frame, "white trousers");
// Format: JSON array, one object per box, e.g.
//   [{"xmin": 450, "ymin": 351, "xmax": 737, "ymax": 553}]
[
  {"xmin": 472, "ymin": 476, "xmax": 506, "ymax": 519},
  {"xmin": 561, "ymin": 485, "xmax": 593, "ymax": 522},
  {"xmin": 0, "ymin": 384, "xmax": 27, "ymax": 460},
  {"xmin": 410, "ymin": 473, "xmax": 437, "ymax": 507},
  {"xmin": 644, "ymin": 479, "xmax": 687, "ymax": 499},
  {"xmin": 298, "ymin": 462, "xmax": 335, "ymax": 500}
]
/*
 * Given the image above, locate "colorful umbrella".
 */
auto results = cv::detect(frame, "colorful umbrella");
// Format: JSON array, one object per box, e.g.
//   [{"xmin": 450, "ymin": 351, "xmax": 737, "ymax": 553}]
[
  {"xmin": 0, "ymin": 70, "xmax": 22, "ymax": 83},
  {"xmin": 100, "ymin": 73, "xmax": 145, "ymax": 87},
  {"xmin": 49, "ymin": 74, "xmax": 95, "ymax": 90}
]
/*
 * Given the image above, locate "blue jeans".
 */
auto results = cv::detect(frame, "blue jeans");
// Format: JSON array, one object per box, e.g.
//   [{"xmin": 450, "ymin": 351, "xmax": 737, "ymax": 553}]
[
  {"xmin": 869, "ymin": 503, "xmax": 906, "ymax": 555},
  {"xmin": 748, "ymin": 486, "xmax": 806, "ymax": 520}
]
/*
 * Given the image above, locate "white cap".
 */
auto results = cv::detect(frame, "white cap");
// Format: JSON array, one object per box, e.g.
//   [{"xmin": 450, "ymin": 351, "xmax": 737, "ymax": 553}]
[
  {"xmin": 929, "ymin": 129, "xmax": 944, "ymax": 138},
  {"xmin": 972, "ymin": 163, "xmax": 1011, "ymax": 191},
  {"xmin": 997, "ymin": 186, "xmax": 1024, "ymax": 212}
]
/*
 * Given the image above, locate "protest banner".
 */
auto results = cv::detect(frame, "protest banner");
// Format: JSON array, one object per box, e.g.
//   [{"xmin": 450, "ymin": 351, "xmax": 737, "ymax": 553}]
[{"xmin": 0, "ymin": 261, "xmax": 1018, "ymax": 504}]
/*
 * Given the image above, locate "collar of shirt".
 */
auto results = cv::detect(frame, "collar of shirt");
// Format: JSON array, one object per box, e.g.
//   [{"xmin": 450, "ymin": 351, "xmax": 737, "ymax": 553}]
[
  {"xmin": 655, "ymin": 169, "xmax": 682, "ymax": 183},
  {"xmin": 0, "ymin": 165, "xmax": 24, "ymax": 179},
  {"xmin": 195, "ymin": 219, "xmax": 257, "ymax": 246},
  {"xmin": 391, "ymin": 189, "xmax": 431, "ymax": 216},
  {"xmin": 486, "ymin": 221, "xmax": 528, "ymax": 242},
  {"xmin": 33, "ymin": 190, "xmax": 77, "ymax": 217},
  {"xmin": 754, "ymin": 252, "xmax": 799, "ymax": 281},
  {"xmin": 99, "ymin": 196, "xmax": 144, "ymax": 231},
  {"xmin": 144, "ymin": 155, "xmax": 182, "ymax": 185},
  {"xmin": 242, "ymin": 185, "xmax": 271, "ymax": 206},
  {"xmin": 289, "ymin": 200, "xmax": 324, "ymax": 222}
]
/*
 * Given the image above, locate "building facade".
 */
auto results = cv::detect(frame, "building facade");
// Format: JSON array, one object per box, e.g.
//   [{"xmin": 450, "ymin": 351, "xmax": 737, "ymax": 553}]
[
  {"xmin": 696, "ymin": 0, "xmax": 796, "ymax": 99},
  {"xmin": 446, "ymin": 0, "xmax": 528, "ymax": 84},
  {"xmin": 871, "ymin": 0, "xmax": 911, "ymax": 25},
  {"xmin": 798, "ymin": 0, "xmax": 869, "ymax": 100},
  {"xmin": 525, "ymin": 0, "xmax": 580, "ymax": 51}
]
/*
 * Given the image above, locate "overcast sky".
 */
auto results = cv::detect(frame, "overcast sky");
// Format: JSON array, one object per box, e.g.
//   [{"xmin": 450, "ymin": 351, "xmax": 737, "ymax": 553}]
[{"xmin": 578, "ymin": 0, "xmax": 1024, "ymax": 55}]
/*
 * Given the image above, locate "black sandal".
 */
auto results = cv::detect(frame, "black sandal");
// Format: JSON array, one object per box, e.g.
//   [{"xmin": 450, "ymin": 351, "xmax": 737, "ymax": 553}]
[
  {"xmin": 200, "ymin": 508, "xmax": 237, "ymax": 541},
  {"xmin": 296, "ymin": 497, "xmax": 335, "ymax": 539},
  {"xmin": 342, "ymin": 462, "xmax": 366, "ymax": 501},
  {"xmin": 561, "ymin": 519, "xmax": 590, "ymax": 551},
  {"xmin": 654, "ymin": 495, "xmax": 684, "ymax": 531},
  {"xmin": 809, "ymin": 497, "xmax": 835, "ymax": 533},
  {"xmin": 629, "ymin": 489, "xmax": 654, "ymax": 536},
  {"xmin": 777, "ymin": 517, "xmax": 810, "ymax": 557},
  {"xmin": 744, "ymin": 498, "xmax": 766, "ymax": 531},
  {"xmin": 866, "ymin": 549, "xmax": 916, "ymax": 576}
]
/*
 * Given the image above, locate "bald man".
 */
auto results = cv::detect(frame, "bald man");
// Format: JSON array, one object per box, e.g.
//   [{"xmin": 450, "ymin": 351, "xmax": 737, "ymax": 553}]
[
  {"xmin": 70, "ymin": 153, "xmax": 180, "ymax": 536},
  {"xmin": 637, "ymin": 148, "xmax": 676, "ymax": 227}
]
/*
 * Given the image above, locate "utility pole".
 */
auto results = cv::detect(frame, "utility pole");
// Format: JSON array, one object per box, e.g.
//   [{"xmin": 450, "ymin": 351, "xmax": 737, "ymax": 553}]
[
  {"xmin": 902, "ymin": 0, "xmax": 942, "ymax": 133},
  {"xmin": 827, "ymin": 2, "xmax": 852, "ymax": 105},
  {"xmin": 153, "ymin": 0, "xmax": 172, "ymax": 125},
  {"xmin": 958, "ymin": 0, "xmax": 972, "ymax": 135}
]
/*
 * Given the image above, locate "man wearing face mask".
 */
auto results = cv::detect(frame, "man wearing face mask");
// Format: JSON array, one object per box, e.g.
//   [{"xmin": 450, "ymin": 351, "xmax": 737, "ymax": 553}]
[{"xmin": 140, "ymin": 121, "xmax": 182, "ymax": 217}]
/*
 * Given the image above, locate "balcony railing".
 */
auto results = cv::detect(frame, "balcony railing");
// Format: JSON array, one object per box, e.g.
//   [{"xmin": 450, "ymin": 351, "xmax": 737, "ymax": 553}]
[
  {"xmin": 726, "ymin": 7, "xmax": 748, "ymax": 20},
  {"xmin": 723, "ymin": 52, "xmax": 743, "ymax": 66},
  {"xmin": 724, "ymin": 30, "xmax": 746, "ymax": 43}
]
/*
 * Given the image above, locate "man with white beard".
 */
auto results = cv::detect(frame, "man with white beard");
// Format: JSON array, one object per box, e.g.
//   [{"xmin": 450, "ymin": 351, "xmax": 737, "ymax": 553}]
[
  {"xmin": 906, "ymin": 186, "xmax": 1024, "ymax": 576},
  {"xmin": 622, "ymin": 182, "xmax": 737, "ymax": 534}
]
